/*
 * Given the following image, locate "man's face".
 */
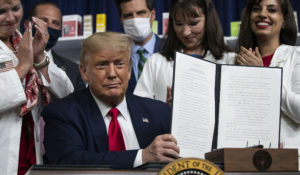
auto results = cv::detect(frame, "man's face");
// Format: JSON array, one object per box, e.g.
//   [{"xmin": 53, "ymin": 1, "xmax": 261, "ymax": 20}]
[
  {"xmin": 35, "ymin": 4, "xmax": 61, "ymax": 30},
  {"xmin": 120, "ymin": 0, "xmax": 155, "ymax": 26},
  {"xmin": 80, "ymin": 48, "xmax": 131, "ymax": 106}
]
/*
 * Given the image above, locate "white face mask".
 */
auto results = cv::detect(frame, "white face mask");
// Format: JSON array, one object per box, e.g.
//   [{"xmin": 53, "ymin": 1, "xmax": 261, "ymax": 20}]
[{"xmin": 123, "ymin": 14, "xmax": 152, "ymax": 42}]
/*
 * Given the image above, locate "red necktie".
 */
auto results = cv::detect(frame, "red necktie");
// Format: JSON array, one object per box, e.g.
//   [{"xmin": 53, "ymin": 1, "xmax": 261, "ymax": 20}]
[{"xmin": 108, "ymin": 108, "xmax": 125, "ymax": 151}]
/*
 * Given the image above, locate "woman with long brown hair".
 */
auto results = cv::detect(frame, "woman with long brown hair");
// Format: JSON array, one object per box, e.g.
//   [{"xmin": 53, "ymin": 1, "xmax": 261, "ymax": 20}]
[
  {"xmin": 134, "ymin": 0, "xmax": 235, "ymax": 103},
  {"xmin": 236, "ymin": 0, "xmax": 300, "ymax": 168}
]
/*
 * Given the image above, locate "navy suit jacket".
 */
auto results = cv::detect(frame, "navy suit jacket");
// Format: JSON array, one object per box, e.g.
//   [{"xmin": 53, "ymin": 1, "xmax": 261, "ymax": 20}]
[
  {"xmin": 42, "ymin": 88, "xmax": 171, "ymax": 169},
  {"xmin": 126, "ymin": 34, "xmax": 162, "ymax": 95},
  {"xmin": 51, "ymin": 50, "xmax": 86, "ymax": 91}
]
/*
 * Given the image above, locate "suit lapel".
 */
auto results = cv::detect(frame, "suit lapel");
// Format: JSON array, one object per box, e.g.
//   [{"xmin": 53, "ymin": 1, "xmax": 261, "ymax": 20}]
[
  {"xmin": 126, "ymin": 94, "xmax": 152, "ymax": 148},
  {"xmin": 80, "ymin": 89, "xmax": 109, "ymax": 151}
]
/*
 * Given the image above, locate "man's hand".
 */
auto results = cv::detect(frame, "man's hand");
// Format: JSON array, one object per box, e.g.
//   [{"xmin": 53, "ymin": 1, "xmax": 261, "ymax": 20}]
[
  {"xmin": 237, "ymin": 47, "xmax": 263, "ymax": 66},
  {"xmin": 142, "ymin": 134, "xmax": 179, "ymax": 163}
]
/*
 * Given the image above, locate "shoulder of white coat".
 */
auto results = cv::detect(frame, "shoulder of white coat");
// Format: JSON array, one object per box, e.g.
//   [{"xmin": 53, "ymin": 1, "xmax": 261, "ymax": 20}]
[
  {"xmin": 146, "ymin": 52, "xmax": 169, "ymax": 66},
  {"xmin": 275, "ymin": 45, "xmax": 300, "ymax": 60},
  {"xmin": 223, "ymin": 51, "xmax": 237, "ymax": 64},
  {"xmin": 277, "ymin": 44, "xmax": 300, "ymax": 53},
  {"xmin": 0, "ymin": 50, "xmax": 16, "ymax": 62},
  {"xmin": 205, "ymin": 51, "xmax": 236, "ymax": 64},
  {"xmin": 0, "ymin": 31, "xmax": 21, "ymax": 67},
  {"xmin": 0, "ymin": 38, "xmax": 18, "ymax": 62},
  {"xmin": 0, "ymin": 50, "xmax": 18, "ymax": 74}
]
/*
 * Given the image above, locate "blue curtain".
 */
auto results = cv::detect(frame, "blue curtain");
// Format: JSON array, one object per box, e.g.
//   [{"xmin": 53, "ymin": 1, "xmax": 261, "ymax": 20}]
[{"xmin": 21, "ymin": 0, "xmax": 300, "ymax": 36}]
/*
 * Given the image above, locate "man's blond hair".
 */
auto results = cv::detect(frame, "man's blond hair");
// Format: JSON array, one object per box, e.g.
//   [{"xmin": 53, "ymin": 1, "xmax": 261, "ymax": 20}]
[{"xmin": 80, "ymin": 31, "xmax": 133, "ymax": 65}]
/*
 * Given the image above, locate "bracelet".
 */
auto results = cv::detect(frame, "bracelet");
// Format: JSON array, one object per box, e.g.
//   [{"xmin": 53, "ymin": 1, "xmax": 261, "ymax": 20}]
[{"xmin": 34, "ymin": 55, "xmax": 50, "ymax": 69}]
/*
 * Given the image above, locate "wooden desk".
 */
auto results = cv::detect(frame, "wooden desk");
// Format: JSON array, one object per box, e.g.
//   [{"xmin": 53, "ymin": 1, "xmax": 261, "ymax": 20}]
[
  {"xmin": 29, "ymin": 170, "xmax": 300, "ymax": 175},
  {"xmin": 29, "ymin": 165, "xmax": 300, "ymax": 175}
]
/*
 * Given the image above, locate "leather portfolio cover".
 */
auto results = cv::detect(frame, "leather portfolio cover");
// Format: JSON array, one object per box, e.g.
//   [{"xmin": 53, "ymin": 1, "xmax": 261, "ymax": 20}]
[{"xmin": 205, "ymin": 148, "xmax": 298, "ymax": 172}]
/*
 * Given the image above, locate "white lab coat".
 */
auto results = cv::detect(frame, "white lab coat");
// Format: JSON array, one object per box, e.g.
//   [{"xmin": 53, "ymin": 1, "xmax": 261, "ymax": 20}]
[
  {"xmin": 0, "ymin": 31, "xmax": 74, "ymax": 175},
  {"xmin": 271, "ymin": 45, "xmax": 300, "ymax": 169}
]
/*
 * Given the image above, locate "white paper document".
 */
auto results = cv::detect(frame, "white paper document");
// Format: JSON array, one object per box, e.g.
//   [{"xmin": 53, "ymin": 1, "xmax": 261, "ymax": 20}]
[
  {"xmin": 171, "ymin": 52, "xmax": 282, "ymax": 158},
  {"xmin": 217, "ymin": 66, "xmax": 281, "ymax": 148}
]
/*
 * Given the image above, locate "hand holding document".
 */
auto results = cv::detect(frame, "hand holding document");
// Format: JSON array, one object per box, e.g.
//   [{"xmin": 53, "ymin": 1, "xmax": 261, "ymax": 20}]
[{"xmin": 171, "ymin": 52, "xmax": 282, "ymax": 158}]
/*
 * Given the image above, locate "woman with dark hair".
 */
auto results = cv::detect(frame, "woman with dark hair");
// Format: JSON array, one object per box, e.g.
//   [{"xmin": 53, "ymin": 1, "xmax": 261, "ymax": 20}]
[
  {"xmin": 236, "ymin": 0, "xmax": 300, "ymax": 166},
  {"xmin": 134, "ymin": 0, "xmax": 235, "ymax": 103}
]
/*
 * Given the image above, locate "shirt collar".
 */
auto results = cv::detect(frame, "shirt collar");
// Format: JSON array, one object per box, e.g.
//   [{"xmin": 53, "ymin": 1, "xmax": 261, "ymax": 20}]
[
  {"xmin": 90, "ymin": 88, "xmax": 128, "ymax": 121},
  {"xmin": 132, "ymin": 33, "xmax": 156, "ymax": 54}
]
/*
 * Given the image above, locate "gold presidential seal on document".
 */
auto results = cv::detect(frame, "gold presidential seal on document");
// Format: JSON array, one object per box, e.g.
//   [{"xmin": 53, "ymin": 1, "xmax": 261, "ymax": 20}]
[{"xmin": 158, "ymin": 158, "xmax": 224, "ymax": 175}]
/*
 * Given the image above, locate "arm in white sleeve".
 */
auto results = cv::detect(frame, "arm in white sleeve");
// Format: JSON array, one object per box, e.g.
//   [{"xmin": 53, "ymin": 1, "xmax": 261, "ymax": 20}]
[
  {"xmin": 0, "ymin": 69, "xmax": 26, "ymax": 112},
  {"xmin": 40, "ymin": 56, "xmax": 74, "ymax": 99},
  {"xmin": 134, "ymin": 55, "xmax": 156, "ymax": 99},
  {"xmin": 281, "ymin": 50, "xmax": 300, "ymax": 123}
]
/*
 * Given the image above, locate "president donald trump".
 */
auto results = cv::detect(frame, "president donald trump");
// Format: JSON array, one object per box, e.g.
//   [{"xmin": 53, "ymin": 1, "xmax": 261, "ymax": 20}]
[{"xmin": 42, "ymin": 31, "xmax": 179, "ymax": 168}]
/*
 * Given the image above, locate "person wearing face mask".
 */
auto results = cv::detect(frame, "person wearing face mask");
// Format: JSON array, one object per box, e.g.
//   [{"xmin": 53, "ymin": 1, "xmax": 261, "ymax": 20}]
[
  {"xmin": 26, "ymin": 1, "xmax": 85, "ymax": 91},
  {"xmin": 114, "ymin": 0, "xmax": 162, "ymax": 94}
]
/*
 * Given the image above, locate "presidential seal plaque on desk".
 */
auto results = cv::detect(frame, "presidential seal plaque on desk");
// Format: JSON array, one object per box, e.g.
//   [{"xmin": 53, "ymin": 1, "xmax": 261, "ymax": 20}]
[{"xmin": 158, "ymin": 158, "xmax": 224, "ymax": 175}]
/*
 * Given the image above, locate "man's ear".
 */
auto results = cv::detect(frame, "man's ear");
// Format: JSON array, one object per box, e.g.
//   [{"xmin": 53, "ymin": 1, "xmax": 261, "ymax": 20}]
[
  {"xmin": 127, "ymin": 65, "xmax": 132, "ymax": 80},
  {"xmin": 127, "ymin": 58, "xmax": 132, "ymax": 80},
  {"xmin": 151, "ymin": 9, "xmax": 156, "ymax": 21},
  {"xmin": 120, "ymin": 13, "xmax": 124, "ymax": 23},
  {"xmin": 79, "ymin": 64, "xmax": 88, "ymax": 83}
]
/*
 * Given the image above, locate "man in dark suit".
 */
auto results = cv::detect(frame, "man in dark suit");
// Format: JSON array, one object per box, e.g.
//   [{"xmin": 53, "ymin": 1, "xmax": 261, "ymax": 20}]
[
  {"xmin": 26, "ymin": 1, "xmax": 85, "ymax": 91},
  {"xmin": 42, "ymin": 32, "xmax": 179, "ymax": 169},
  {"xmin": 114, "ymin": 0, "xmax": 162, "ymax": 94}
]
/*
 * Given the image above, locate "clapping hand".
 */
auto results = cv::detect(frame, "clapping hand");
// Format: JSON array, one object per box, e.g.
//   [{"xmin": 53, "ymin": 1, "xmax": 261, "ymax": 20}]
[
  {"xmin": 15, "ymin": 21, "xmax": 33, "ymax": 79},
  {"xmin": 31, "ymin": 17, "xmax": 49, "ymax": 62},
  {"xmin": 237, "ymin": 46, "xmax": 263, "ymax": 66}
]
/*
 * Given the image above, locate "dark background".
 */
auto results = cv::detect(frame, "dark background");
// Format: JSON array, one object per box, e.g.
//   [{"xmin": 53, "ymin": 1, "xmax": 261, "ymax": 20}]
[{"xmin": 21, "ymin": 0, "xmax": 300, "ymax": 36}]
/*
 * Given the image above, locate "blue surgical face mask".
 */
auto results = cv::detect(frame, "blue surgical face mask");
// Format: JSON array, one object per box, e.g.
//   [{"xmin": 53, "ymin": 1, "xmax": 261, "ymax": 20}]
[
  {"xmin": 46, "ymin": 27, "xmax": 61, "ymax": 50},
  {"xmin": 32, "ymin": 26, "xmax": 61, "ymax": 50}
]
